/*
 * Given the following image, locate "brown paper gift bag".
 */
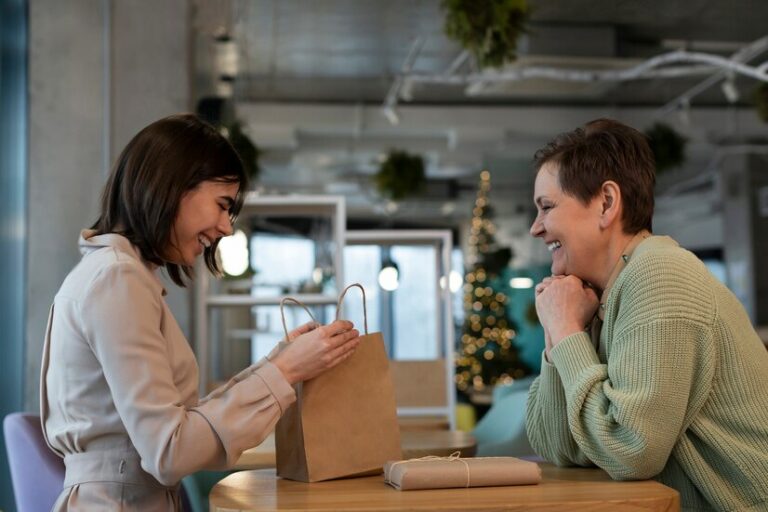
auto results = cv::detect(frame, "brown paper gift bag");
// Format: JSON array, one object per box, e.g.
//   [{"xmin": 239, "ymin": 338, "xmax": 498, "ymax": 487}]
[{"xmin": 275, "ymin": 284, "xmax": 403, "ymax": 482}]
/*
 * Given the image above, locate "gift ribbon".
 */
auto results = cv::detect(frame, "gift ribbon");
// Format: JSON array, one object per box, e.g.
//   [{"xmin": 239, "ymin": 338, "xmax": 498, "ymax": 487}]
[{"xmin": 385, "ymin": 451, "xmax": 472, "ymax": 488}]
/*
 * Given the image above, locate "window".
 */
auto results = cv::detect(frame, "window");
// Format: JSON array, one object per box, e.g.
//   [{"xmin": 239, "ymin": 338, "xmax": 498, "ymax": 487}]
[{"xmin": 343, "ymin": 244, "xmax": 441, "ymax": 360}]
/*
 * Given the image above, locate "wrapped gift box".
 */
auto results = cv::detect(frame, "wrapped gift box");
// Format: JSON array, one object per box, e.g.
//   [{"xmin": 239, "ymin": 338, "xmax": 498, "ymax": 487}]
[{"xmin": 384, "ymin": 454, "xmax": 542, "ymax": 491}]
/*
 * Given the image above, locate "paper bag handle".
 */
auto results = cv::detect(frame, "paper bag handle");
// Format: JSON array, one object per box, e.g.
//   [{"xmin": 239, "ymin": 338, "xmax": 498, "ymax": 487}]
[
  {"xmin": 335, "ymin": 283, "xmax": 369, "ymax": 335},
  {"xmin": 280, "ymin": 297, "xmax": 317, "ymax": 341}
]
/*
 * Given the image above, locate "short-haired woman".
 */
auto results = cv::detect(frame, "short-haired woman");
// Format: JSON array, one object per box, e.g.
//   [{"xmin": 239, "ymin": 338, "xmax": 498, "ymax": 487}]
[
  {"xmin": 526, "ymin": 118, "xmax": 768, "ymax": 511},
  {"xmin": 41, "ymin": 114, "xmax": 361, "ymax": 510}
]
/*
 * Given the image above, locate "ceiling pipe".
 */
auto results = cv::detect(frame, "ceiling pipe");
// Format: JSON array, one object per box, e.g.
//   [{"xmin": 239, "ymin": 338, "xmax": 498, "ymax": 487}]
[{"xmin": 659, "ymin": 35, "xmax": 768, "ymax": 115}]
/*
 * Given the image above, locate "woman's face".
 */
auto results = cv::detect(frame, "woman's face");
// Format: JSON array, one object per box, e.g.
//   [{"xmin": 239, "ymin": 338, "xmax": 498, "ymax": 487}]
[
  {"xmin": 167, "ymin": 180, "xmax": 239, "ymax": 266},
  {"xmin": 530, "ymin": 161, "xmax": 604, "ymax": 281}
]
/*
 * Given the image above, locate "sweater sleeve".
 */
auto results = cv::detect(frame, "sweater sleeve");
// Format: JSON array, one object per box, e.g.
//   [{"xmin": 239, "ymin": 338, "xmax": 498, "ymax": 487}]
[
  {"xmin": 526, "ymin": 350, "xmax": 594, "ymax": 467},
  {"xmin": 80, "ymin": 261, "xmax": 294, "ymax": 485},
  {"xmin": 549, "ymin": 250, "xmax": 716, "ymax": 481}
]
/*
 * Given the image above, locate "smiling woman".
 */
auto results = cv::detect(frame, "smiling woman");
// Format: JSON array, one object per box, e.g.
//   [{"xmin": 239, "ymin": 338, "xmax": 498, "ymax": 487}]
[
  {"xmin": 89, "ymin": 114, "xmax": 246, "ymax": 286},
  {"xmin": 40, "ymin": 114, "xmax": 362, "ymax": 511},
  {"xmin": 168, "ymin": 180, "xmax": 239, "ymax": 267},
  {"xmin": 525, "ymin": 118, "xmax": 768, "ymax": 512}
]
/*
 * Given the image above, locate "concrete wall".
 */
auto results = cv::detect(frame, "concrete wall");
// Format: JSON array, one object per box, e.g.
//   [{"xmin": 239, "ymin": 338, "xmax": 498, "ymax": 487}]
[{"xmin": 26, "ymin": 0, "xmax": 191, "ymax": 411}]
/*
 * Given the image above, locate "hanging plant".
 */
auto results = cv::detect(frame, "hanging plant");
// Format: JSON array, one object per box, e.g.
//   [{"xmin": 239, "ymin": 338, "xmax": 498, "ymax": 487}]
[
  {"xmin": 756, "ymin": 83, "xmax": 768, "ymax": 123},
  {"xmin": 225, "ymin": 121, "xmax": 262, "ymax": 184},
  {"xmin": 441, "ymin": 0, "xmax": 529, "ymax": 69},
  {"xmin": 375, "ymin": 149, "xmax": 426, "ymax": 201},
  {"xmin": 645, "ymin": 122, "xmax": 687, "ymax": 174}
]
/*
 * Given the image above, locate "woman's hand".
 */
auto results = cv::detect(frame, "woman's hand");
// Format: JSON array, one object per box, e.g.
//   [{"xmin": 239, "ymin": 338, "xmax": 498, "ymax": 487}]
[
  {"xmin": 285, "ymin": 320, "xmax": 320, "ymax": 341},
  {"xmin": 535, "ymin": 275, "xmax": 598, "ymax": 354},
  {"xmin": 272, "ymin": 320, "xmax": 361, "ymax": 385}
]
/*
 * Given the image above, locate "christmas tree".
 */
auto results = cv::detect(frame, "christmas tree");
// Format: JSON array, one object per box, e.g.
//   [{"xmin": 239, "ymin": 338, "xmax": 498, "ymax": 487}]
[{"xmin": 455, "ymin": 170, "xmax": 529, "ymax": 395}]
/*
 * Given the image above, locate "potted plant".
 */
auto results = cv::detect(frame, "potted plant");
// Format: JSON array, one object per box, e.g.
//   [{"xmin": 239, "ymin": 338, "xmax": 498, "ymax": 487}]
[
  {"xmin": 442, "ymin": 0, "xmax": 529, "ymax": 69},
  {"xmin": 644, "ymin": 122, "xmax": 687, "ymax": 173},
  {"xmin": 375, "ymin": 149, "xmax": 426, "ymax": 200}
]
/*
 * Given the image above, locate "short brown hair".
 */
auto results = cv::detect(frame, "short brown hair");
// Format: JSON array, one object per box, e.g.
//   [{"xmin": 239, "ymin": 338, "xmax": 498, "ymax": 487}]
[
  {"xmin": 533, "ymin": 118, "xmax": 655, "ymax": 234},
  {"xmin": 91, "ymin": 114, "xmax": 247, "ymax": 286}
]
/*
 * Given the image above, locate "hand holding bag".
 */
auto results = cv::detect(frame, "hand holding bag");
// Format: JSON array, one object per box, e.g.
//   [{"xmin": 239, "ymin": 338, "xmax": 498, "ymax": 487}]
[{"xmin": 275, "ymin": 284, "xmax": 402, "ymax": 482}]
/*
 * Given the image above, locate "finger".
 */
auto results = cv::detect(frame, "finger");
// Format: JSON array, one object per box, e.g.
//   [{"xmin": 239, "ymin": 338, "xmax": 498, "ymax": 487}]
[
  {"xmin": 293, "ymin": 321, "xmax": 319, "ymax": 335},
  {"xmin": 328, "ymin": 329, "xmax": 360, "ymax": 348},
  {"xmin": 325, "ymin": 336, "xmax": 360, "ymax": 366},
  {"xmin": 324, "ymin": 320, "xmax": 354, "ymax": 336}
]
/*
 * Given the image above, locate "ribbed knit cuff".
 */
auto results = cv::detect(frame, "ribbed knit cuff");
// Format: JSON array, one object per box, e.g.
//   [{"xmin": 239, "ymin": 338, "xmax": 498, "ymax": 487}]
[
  {"xmin": 537, "ymin": 350, "xmax": 568, "ymax": 410},
  {"xmin": 550, "ymin": 332, "xmax": 601, "ymax": 390}
]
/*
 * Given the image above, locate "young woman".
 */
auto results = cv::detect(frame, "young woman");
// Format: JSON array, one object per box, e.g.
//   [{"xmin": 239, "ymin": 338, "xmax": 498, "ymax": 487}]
[
  {"xmin": 526, "ymin": 119, "xmax": 768, "ymax": 511},
  {"xmin": 40, "ymin": 114, "xmax": 361, "ymax": 510}
]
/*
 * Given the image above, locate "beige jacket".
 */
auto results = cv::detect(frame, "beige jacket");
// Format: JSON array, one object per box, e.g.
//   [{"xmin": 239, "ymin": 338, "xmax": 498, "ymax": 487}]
[{"xmin": 41, "ymin": 230, "xmax": 295, "ymax": 511}]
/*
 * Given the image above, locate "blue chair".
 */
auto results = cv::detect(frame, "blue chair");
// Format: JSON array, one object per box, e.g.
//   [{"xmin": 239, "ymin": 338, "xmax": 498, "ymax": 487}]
[
  {"xmin": 471, "ymin": 376, "xmax": 537, "ymax": 457},
  {"xmin": 3, "ymin": 412, "xmax": 65, "ymax": 512}
]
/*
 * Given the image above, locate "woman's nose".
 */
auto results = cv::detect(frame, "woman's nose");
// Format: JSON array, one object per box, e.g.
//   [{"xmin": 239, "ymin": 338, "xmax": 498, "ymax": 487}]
[
  {"xmin": 218, "ymin": 213, "xmax": 233, "ymax": 237},
  {"xmin": 530, "ymin": 216, "xmax": 544, "ymax": 237}
]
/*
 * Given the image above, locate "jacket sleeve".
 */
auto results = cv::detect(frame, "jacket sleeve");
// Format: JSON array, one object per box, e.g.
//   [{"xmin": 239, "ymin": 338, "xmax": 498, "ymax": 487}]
[
  {"xmin": 526, "ymin": 351, "xmax": 594, "ymax": 467},
  {"xmin": 548, "ymin": 252, "xmax": 716, "ymax": 481},
  {"xmin": 79, "ymin": 261, "xmax": 295, "ymax": 485}
]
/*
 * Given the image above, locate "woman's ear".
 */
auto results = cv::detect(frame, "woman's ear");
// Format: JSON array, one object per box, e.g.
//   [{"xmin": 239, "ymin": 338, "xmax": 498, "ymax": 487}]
[{"xmin": 599, "ymin": 180, "xmax": 622, "ymax": 229}]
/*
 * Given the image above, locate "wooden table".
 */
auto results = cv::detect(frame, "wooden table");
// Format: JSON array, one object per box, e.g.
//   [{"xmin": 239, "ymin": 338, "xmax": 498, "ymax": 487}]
[
  {"xmin": 235, "ymin": 430, "xmax": 477, "ymax": 470},
  {"xmin": 210, "ymin": 464, "xmax": 680, "ymax": 511}
]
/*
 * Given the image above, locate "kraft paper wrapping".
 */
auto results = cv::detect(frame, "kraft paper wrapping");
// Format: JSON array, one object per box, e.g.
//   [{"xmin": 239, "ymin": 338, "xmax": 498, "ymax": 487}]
[{"xmin": 383, "ymin": 454, "xmax": 542, "ymax": 491}]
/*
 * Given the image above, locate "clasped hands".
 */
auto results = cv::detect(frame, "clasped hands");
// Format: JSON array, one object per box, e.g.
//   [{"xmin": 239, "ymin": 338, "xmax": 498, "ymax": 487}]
[{"xmin": 535, "ymin": 275, "xmax": 599, "ymax": 358}]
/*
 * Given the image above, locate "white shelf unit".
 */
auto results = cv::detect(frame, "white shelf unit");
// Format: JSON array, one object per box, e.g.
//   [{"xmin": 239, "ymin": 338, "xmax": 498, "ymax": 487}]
[
  {"xmin": 345, "ymin": 229, "xmax": 456, "ymax": 430},
  {"xmin": 194, "ymin": 194, "xmax": 346, "ymax": 395}
]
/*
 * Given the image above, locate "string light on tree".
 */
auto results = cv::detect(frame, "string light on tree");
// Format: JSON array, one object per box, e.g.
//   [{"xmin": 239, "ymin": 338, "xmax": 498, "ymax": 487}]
[{"xmin": 455, "ymin": 170, "xmax": 529, "ymax": 395}]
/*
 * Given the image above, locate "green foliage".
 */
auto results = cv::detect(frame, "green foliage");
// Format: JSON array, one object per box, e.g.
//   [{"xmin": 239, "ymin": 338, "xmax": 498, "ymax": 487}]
[
  {"xmin": 756, "ymin": 83, "xmax": 768, "ymax": 123},
  {"xmin": 442, "ymin": 0, "xmax": 528, "ymax": 69},
  {"xmin": 375, "ymin": 150, "xmax": 426, "ymax": 200},
  {"xmin": 226, "ymin": 121, "xmax": 261, "ymax": 183},
  {"xmin": 645, "ymin": 122, "xmax": 687, "ymax": 173}
]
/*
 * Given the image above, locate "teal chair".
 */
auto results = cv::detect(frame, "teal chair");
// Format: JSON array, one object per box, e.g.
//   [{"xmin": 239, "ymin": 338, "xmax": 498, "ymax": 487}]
[
  {"xmin": 182, "ymin": 470, "xmax": 234, "ymax": 512},
  {"xmin": 471, "ymin": 376, "xmax": 537, "ymax": 457}
]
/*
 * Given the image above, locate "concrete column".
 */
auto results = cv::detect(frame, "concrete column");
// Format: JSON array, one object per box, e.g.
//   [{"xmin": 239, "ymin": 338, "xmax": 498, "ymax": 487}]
[
  {"xmin": 721, "ymin": 151, "xmax": 768, "ymax": 326},
  {"xmin": 27, "ymin": 0, "xmax": 191, "ymax": 410},
  {"xmin": 27, "ymin": 0, "xmax": 107, "ymax": 410},
  {"xmin": 111, "ymin": 0, "xmax": 192, "ymax": 343}
]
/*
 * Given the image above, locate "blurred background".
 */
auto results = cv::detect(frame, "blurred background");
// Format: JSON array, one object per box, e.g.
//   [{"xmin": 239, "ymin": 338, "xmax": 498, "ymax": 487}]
[{"xmin": 2, "ymin": 0, "xmax": 768, "ymax": 509}]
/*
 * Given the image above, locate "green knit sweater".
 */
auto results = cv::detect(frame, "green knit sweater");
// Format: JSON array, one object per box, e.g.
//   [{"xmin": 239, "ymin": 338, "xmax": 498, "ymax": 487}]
[{"xmin": 526, "ymin": 236, "xmax": 768, "ymax": 511}]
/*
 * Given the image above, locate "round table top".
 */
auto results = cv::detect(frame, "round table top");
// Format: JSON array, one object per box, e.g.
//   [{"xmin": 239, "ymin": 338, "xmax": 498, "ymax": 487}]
[
  {"xmin": 235, "ymin": 430, "xmax": 477, "ymax": 471},
  {"xmin": 210, "ymin": 464, "xmax": 680, "ymax": 511}
]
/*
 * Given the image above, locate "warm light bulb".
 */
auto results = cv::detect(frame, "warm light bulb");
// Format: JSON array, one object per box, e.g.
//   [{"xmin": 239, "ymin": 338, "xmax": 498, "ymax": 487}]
[{"xmin": 219, "ymin": 230, "xmax": 249, "ymax": 276}]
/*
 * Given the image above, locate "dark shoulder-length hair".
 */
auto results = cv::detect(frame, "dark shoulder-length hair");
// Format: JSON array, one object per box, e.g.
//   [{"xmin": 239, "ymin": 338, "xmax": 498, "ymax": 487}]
[
  {"xmin": 91, "ymin": 113, "xmax": 248, "ymax": 286},
  {"xmin": 533, "ymin": 118, "xmax": 656, "ymax": 234}
]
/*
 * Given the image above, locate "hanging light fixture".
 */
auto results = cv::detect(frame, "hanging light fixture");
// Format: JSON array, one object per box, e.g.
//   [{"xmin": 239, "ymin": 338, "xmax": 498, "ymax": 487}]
[{"xmin": 378, "ymin": 258, "xmax": 400, "ymax": 291}]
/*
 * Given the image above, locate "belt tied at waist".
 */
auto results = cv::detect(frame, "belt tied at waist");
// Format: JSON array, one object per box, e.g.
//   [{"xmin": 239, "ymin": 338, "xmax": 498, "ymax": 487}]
[{"xmin": 63, "ymin": 450, "xmax": 176, "ymax": 489}]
